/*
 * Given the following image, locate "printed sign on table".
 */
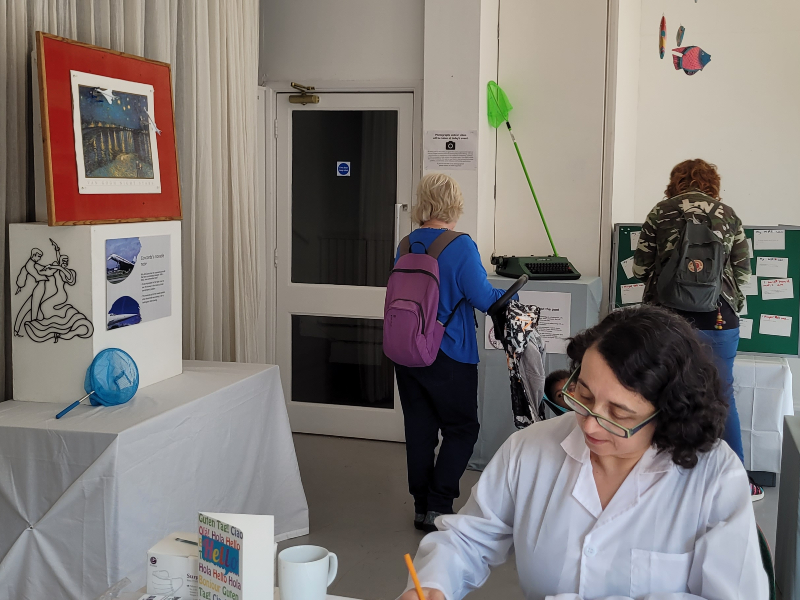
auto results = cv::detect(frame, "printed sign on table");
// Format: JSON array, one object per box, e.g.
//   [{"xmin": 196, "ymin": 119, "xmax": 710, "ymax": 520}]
[{"xmin": 106, "ymin": 235, "xmax": 171, "ymax": 330}]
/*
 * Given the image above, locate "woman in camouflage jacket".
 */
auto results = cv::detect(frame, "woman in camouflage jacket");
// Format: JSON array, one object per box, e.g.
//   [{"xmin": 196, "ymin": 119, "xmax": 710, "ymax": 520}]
[{"xmin": 633, "ymin": 159, "xmax": 761, "ymax": 500}]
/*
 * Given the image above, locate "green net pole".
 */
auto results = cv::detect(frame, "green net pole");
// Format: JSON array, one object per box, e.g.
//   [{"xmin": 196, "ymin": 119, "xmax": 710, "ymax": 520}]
[{"xmin": 506, "ymin": 123, "xmax": 558, "ymax": 256}]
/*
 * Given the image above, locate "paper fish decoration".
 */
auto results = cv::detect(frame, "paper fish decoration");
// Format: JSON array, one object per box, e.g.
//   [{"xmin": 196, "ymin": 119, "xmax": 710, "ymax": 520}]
[
  {"xmin": 659, "ymin": 16, "xmax": 666, "ymax": 58},
  {"xmin": 676, "ymin": 25, "xmax": 685, "ymax": 46},
  {"xmin": 673, "ymin": 46, "xmax": 711, "ymax": 75},
  {"xmin": 93, "ymin": 88, "xmax": 118, "ymax": 104},
  {"xmin": 145, "ymin": 110, "xmax": 162, "ymax": 135}
]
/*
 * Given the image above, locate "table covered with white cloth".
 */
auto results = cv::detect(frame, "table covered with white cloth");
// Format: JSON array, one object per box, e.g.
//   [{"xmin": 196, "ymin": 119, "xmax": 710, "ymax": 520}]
[
  {"xmin": 0, "ymin": 361, "xmax": 309, "ymax": 600},
  {"xmin": 733, "ymin": 354, "xmax": 794, "ymax": 475}
]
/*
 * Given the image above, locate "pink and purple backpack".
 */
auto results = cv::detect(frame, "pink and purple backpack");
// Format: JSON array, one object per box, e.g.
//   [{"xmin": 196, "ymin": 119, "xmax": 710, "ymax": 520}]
[{"xmin": 383, "ymin": 231, "xmax": 465, "ymax": 367}]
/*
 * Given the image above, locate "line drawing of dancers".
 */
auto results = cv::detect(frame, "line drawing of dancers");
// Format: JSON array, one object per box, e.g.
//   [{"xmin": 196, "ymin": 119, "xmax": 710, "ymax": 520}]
[{"xmin": 14, "ymin": 239, "xmax": 94, "ymax": 343}]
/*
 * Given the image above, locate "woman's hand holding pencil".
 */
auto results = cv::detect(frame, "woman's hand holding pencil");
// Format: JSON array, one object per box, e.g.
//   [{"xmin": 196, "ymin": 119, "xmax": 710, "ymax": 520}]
[{"xmin": 401, "ymin": 554, "xmax": 445, "ymax": 600}]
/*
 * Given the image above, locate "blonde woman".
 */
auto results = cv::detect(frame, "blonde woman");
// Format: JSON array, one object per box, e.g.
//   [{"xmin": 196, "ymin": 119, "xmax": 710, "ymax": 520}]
[{"xmin": 394, "ymin": 173, "xmax": 509, "ymax": 532}]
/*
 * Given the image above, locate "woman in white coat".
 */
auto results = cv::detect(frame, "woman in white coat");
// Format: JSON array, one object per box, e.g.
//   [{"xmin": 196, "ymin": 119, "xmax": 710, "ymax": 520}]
[{"xmin": 400, "ymin": 305, "xmax": 767, "ymax": 600}]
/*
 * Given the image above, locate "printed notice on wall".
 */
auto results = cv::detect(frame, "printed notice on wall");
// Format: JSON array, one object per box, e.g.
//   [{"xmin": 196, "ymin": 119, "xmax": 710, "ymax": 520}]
[
  {"xmin": 424, "ymin": 131, "xmax": 477, "ymax": 170},
  {"xmin": 621, "ymin": 256, "xmax": 635, "ymax": 280},
  {"xmin": 106, "ymin": 235, "xmax": 171, "ymax": 330},
  {"xmin": 760, "ymin": 314, "xmax": 792, "ymax": 337},
  {"xmin": 754, "ymin": 229, "xmax": 785, "ymax": 251},
  {"xmin": 518, "ymin": 291, "xmax": 571, "ymax": 354}
]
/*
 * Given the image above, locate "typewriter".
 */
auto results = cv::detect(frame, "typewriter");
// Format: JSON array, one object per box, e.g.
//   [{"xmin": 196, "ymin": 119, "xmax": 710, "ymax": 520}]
[{"xmin": 491, "ymin": 255, "xmax": 581, "ymax": 281}]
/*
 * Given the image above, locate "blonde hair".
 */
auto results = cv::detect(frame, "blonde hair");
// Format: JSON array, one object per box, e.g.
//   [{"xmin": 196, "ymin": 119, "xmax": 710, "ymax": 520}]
[{"xmin": 411, "ymin": 173, "xmax": 464, "ymax": 225}]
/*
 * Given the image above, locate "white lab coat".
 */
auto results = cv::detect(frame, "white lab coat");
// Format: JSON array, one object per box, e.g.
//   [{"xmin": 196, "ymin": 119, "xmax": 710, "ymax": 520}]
[{"xmin": 409, "ymin": 414, "xmax": 768, "ymax": 600}]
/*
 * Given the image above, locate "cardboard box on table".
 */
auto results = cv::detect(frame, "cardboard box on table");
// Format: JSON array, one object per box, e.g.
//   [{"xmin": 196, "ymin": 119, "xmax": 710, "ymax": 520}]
[{"xmin": 9, "ymin": 220, "xmax": 182, "ymax": 403}]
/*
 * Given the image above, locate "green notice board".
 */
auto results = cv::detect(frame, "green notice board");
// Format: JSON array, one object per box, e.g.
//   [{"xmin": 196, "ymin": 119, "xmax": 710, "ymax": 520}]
[{"xmin": 611, "ymin": 224, "xmax": 800, "ymax": 356}]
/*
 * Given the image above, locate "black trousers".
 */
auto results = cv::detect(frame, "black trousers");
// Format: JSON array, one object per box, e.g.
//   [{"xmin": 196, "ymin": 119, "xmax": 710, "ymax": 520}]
[{"xmin": 395, "ymin": 351, "xmax": 480, "ymax": 515}]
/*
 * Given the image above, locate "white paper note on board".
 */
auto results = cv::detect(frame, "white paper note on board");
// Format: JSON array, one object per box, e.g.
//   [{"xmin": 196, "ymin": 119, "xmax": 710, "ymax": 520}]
[
  {"xmin": 754, "ymin": 229, "xmax": 785, "ymax": 250},
  {"xmin": 740, "ymin": 277, "xmax": 758, "ymax": 296},
  {"xmin": 757, "ymin": 257, "xmax": 789, "ymax": 278},
  {"xmin": 760, "ymin": 314, "xmax": 792, "ymax": 337},
  {"xmin": 761, "ymin": 278, "xmax": 794, "ymax": 300},
  {"xmin": 747, "ymin": 238, "xmax": 754, "ymax": 258},
  {"xmin": 620, "ymin": 283, "xmax": 645, "ymax": 305},
  {"xmin": 739, "ymin": 318, "xmax": 753, "ymax": 339},
  {"xmin": 630, "ymin": 231, "xmax": 641, "ymax": 252},
  {"xmin": 739, "ymin": 298, "xmax": 748, "ymax": 316},
  {"xmin": 518, "ymin": 290, "xmax": 571, "ymax": 354},
  {"xmin": 621, "ymin": 256, "xmax": 635, "ymax": 280}
]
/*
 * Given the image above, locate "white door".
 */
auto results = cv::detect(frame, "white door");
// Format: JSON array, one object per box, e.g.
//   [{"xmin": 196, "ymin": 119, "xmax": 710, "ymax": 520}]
[{"xmin": 276, "ymin": 93, "xmax": 414, "ymax": 441}]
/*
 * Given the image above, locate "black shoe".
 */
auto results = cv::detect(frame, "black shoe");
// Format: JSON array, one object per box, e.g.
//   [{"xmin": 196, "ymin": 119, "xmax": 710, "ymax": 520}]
[
  {"xmin": 413, "ymin": 513, "xmax": 426, "ymax": 530},
  {"xmin": 420, "ymin": 511, "xmax": 443, "ymax": 533}
]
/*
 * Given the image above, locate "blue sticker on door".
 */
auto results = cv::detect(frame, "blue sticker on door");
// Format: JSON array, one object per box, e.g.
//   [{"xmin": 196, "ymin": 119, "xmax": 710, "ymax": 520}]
[{"xmin": 337, "ymin": 161, "xmax": 350, "ymax": 176}]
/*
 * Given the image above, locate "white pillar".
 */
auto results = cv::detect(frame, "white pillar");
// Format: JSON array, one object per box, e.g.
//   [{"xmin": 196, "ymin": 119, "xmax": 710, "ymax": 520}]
[{"xmin": 423, "ymin": 0, "xmax": 499, "ymax": 268}]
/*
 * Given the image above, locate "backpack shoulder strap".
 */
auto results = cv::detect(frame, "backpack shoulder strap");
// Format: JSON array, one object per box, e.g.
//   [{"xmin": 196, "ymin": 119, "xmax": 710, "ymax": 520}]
[
  {"xmin": 427, "ymin": 230, "xmax": 466, "ymax": 259},
  {"xmin": 397, "ymin": 235, "xmax": 412, "ymax": 257}
]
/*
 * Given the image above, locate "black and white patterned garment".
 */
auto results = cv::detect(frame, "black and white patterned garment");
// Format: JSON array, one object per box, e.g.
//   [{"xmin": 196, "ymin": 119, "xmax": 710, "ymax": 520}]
[{"xmin": 502, "ymin": 301, "xmax": 547, "ymax": 429}]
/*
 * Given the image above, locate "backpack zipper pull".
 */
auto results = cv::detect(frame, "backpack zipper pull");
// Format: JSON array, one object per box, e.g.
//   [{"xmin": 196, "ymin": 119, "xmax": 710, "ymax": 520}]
[{"xmin": 715, "ymin": 305, "xmax": 725, "ymax": 330}]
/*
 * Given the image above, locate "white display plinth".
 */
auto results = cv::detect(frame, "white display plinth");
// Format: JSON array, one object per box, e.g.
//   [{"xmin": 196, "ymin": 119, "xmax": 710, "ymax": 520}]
[{"xmin": 10, "ymin": 221, "xmax": 182, "ymax": 403}]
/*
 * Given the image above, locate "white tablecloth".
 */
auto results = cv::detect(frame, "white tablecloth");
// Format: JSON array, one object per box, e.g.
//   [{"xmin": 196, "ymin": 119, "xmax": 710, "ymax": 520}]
[
  {"xmin": 0, "ymin": 361, "xmax": 309, "ymax": 600},
  {"xmin": 733, "ymin": 354, "xmax": 794, "ymax": 473}
]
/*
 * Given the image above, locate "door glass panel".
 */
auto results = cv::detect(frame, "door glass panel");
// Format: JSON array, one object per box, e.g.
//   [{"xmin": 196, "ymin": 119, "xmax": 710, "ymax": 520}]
[
  {"xmin": 292, "ymin": 110, "xmax": 398, "ymax": 287},
  {"xmin": 292, "ymin": 315, "xmax": 394, "ymax": 409}
]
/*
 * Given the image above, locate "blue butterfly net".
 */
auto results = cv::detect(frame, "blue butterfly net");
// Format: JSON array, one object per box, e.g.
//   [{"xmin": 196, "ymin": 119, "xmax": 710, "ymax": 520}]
[{"xmin": 85, "ymin": 348, "xmax": 140, "ymax": 407}]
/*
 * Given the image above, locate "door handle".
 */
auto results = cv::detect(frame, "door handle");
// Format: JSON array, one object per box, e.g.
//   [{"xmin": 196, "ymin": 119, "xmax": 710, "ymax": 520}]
[{"xmin": 394, "ymin": 203, "xmax": 409, "ymax": 247}]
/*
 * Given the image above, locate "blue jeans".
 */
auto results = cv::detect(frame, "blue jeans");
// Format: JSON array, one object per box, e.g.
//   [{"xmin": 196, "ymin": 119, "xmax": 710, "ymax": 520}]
[{"xmin": 696, "ymin": 328, "xmax": 745, "ymax": 464}]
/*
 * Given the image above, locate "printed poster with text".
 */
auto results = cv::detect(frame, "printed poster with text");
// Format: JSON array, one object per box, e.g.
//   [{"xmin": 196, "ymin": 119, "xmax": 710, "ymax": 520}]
[{"xmin": 106, "ymin": 235, "xmax": 171, "ymax": 330}]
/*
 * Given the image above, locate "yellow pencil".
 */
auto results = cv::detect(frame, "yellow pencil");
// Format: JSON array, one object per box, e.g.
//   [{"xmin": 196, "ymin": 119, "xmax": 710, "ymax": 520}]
[{"xmin": 404, "ymin": 553, "xmax": 426, "ymax": 600}]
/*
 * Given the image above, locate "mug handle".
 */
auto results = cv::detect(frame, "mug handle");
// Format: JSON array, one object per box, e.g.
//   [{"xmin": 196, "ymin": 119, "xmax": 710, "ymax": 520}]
[{"xmin": 326, "ymin": 552, "xmax": 339, "ymax": 587}]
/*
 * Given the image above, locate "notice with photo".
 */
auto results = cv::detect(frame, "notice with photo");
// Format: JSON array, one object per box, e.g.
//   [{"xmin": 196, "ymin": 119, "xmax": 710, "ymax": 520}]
[
  {"xmin": 106, "ymin": 235, "xmax": 171, "ymax": 331},
  {"xmin": 754, "ymin": 229, "xmax": 785, "ymax": 251},
  {"xmin": 739, "ymin": 318, "xmax": 753, "ymax": 339},
  {"xmin": 518, "ymin": 290, "xmax": 571, "ymax": 354},
  {"xmin": 760, "ymin": 314, "xmax": 792, "ymax": 337},
  {"xmin": 621, "ymin": 256, "xmax": 635, "ymax": 280},
  {"xmin": 630, "ymin": 231, "xmax": 641, "ymax": 252},
  {"xmin": 740, "ymin": 277, "xmax": 758, "ymax": 296},
  {"xmin": 756, "ymin": 257, "xmax": 789, "ymax": 279},
  {"xmin": 761, "ymin": 278, "xmax": 794, "ymax": 300},
  {"xmin": 424, "ymin": 131, "xmax": 477, "ymax": 170},
  {"xmin": 620, "ymin": 283, "xmax": 645, "ymax": 305}
]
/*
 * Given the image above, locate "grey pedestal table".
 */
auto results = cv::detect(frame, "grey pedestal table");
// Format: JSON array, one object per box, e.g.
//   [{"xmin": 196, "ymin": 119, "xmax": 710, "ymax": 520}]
[
  {"xmin": 469, "ymin": 276, "xmax": 602, "ymax": 470},
  {"xmin": 777, "ymin": 415, "xmax": 800, "ymax": 599}
]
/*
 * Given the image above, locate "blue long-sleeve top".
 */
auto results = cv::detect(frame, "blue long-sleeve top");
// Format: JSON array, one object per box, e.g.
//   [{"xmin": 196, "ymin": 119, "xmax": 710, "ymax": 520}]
[{"xmin": 394, "ymin": 228, "xmax": 507, "ymax": 364}]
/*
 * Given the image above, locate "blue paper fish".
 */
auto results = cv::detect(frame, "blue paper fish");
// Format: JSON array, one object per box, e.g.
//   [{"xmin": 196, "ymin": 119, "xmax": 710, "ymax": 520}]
[
  {"xmin": 676, "ymin": 25, "xmax": 685, "ymax": 46},
  {"xmin": 673, "ymin": 46, "xmax": 711, "ymax": 75}
]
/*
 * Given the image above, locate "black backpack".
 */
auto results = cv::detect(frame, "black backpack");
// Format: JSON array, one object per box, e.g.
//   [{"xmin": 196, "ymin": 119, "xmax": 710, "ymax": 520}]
[{"xmin": 656, "ymin": 209, "xmax": 726, "ymax": 312}]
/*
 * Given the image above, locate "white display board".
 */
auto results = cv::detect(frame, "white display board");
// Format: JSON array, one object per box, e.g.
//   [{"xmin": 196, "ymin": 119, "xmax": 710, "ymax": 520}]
[{"xmin": 10, "ymin": 221, "xmax": 182, "ymax": 402}]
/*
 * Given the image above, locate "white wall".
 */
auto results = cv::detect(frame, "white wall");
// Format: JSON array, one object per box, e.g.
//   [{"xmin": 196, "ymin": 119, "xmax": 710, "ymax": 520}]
[
  {"xmin": 611, "ymin": 0, "xmax": 642, "ymax": 226},
  {"xmin": 259, "ymin": 0, "xmax": 424, "ymax": 84},
  {"xmin": 633, "ymin": 0, "xmax": 800, "ymax": 225},
  {"xmin": 494, "ymin": 0, "xmax": 609, "ymax": 277}
]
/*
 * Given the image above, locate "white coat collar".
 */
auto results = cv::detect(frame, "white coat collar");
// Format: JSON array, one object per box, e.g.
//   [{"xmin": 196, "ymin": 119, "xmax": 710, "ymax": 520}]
[{"xmin": 560, "ymin": 418, "xmax": 676, "ymax": 521}]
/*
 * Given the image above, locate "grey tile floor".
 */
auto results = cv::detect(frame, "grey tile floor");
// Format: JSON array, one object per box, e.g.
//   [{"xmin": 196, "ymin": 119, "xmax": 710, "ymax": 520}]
[{"xmin": 279, "ymin": 434, "xmax": 780, "ymax": 600}]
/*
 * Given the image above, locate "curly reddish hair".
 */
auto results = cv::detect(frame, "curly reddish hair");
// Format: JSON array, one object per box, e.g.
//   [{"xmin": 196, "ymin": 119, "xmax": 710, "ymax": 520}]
[{"xmin": 665, "ymin": 159, "xmax": 721, "ymax": 200}]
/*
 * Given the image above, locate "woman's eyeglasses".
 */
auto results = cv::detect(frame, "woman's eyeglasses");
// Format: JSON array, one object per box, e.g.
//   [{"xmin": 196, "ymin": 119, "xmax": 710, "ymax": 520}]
[{"xmin": 561, "ymin": 368, "xmax": 660, "ymax": 439}]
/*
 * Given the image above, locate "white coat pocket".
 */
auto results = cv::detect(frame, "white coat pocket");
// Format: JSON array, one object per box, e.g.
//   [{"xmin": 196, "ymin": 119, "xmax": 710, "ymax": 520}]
[{"xmin": 630, "ymin": 549, "xmax": 694, "ymax": 598}]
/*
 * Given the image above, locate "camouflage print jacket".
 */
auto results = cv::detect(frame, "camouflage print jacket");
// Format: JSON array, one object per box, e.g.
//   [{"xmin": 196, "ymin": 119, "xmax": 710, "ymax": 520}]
[{"xmin": 632, "ymin": 191, "xmax": 751, "ymax": 312}]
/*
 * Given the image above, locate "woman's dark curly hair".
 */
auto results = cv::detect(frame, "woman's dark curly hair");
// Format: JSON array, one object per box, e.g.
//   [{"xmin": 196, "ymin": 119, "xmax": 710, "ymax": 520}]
[
  {"xmin": 665, "ymin": 158, "xmax": 722, "ymax": 200},
  {"xmin": 567, "ymin": 305, "xmax": 727, "ymax": 469}
]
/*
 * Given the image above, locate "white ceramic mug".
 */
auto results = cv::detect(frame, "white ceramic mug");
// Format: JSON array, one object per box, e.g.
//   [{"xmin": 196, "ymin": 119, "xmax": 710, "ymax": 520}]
[{"xmin": 278, "ymin": 545, "xmax": 338, "ymax": 600}]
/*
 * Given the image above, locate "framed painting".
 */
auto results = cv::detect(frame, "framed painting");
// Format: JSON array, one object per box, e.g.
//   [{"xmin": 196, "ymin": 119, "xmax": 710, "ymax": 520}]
[{"xmin": 36, "ymin": 32, "xmax": 182, "ymax": 225}]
